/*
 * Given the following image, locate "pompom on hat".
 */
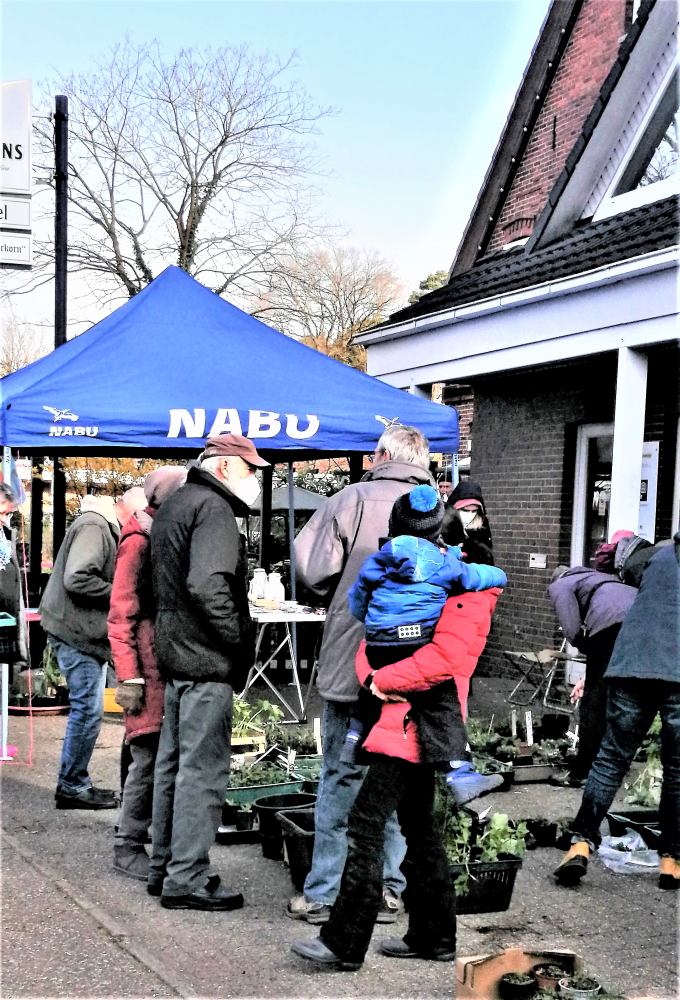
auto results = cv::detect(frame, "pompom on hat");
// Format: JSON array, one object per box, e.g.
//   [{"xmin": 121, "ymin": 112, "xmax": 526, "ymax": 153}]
[{"xmin": 389, "ymin": 484, "xmax": 444, "ymax": 541}]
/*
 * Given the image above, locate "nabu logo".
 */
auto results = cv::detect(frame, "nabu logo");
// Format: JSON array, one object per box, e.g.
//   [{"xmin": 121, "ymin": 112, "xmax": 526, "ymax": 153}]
[
  {"xmin": 43, "ymin": 405, "xmax": 98, "ymax": 438},
  {"xmin": 375, "ymin": 415, "xmax": 401, "ymax": 428}
]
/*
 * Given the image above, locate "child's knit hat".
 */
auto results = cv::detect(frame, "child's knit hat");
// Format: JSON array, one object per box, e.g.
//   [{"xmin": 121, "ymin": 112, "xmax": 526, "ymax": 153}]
[{"xmin": 389, "ymin": 484, "xmax": 444, "ymax": 541}]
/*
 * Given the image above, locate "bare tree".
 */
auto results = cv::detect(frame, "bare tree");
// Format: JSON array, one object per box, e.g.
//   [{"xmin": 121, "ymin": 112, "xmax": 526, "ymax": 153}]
[
  {"xmin": 33, "ymin": 41, "xmax": 330, "ymax": 302},
  {"xmin": 257, "ymin": 245, "xmax": 402, "ymax": 369},
  {"xmin": 0, "ymin": 314, "xmax": 50, "ymax": 376}
]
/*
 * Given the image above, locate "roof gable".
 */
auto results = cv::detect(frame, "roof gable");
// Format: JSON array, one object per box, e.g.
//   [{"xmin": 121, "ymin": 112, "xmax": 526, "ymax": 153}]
[
  {"xmin": 530, "ymin": 0, "xmax": 678, "ymax": 245},
  {"xmin": 451, "ymin": 0, "xmax": 633, "ymax": 275}
]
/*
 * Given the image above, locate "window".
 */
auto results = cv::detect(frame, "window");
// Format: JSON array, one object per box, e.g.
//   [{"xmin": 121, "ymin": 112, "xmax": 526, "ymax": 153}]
[{"xmin": 614, "ymin": 78, "xmax": 679, "ymax": 195}]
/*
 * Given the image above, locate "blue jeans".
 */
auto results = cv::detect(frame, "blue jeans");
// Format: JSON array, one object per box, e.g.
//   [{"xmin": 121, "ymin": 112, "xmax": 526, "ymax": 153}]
[
  {"xmin": 50, "ymin": 635, "xmax": 106, "ymax": 795},
  {"xmin": 572, "ymin": 679, "xmax": 680, "ymax": 858},
  {"xmin": 303, "ymin": 701, "xmax": 407, "ymax": 904}
]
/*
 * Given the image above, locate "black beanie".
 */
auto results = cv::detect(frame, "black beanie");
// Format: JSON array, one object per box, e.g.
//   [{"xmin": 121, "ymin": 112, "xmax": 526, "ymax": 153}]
[{"xmin": 389, "ymin": 485, "xmax": 444, "ymax": 541}]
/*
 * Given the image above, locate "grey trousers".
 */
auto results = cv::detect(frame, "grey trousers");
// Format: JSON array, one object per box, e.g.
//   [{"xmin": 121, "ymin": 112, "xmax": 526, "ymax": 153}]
[
  {"xmin": 149, "ymin": 679, "xmax": 232, "ymax": 896},
  {"xmin": 115, "ymin": 733, "xmax": 160, "ymax": 849}
]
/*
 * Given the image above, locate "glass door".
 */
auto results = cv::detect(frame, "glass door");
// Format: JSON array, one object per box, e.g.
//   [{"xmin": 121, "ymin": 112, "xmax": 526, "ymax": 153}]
[{"xmin": 571, "ymin": 424, "xmax": 614, "ymax": 567}]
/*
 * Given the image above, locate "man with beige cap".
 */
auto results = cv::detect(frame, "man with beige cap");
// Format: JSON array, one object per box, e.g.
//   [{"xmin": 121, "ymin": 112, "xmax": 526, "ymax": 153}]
[{"xmin": 148, "ymin": 434, "xmax": 268, "ymax": 911}]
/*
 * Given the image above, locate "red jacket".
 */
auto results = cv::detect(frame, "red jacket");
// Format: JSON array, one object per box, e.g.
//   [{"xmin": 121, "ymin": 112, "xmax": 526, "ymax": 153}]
[
  {"xmin": 108, "ymin": 509, "xmax": 165, "ymax": 741},
  {"xmin": 355, "ymin": 589, "xmax": 502, "ymax": 763}
]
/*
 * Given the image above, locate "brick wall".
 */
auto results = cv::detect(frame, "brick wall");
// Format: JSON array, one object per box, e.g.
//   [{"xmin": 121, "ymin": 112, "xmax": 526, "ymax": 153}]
[
  {"xmin": 466, "ymin": 356, "xmax": 618, "ymax": 673},
  {"xmin": 442, "ymin": 383, "xmax": 474, "ymax": 461},
  {"xmin": 462, "ymin": 346, "xmax": 678, "ymax": 675},
  {"xmin": 486, "ymin": 0, "xmax": 632, "ymax": 254}
]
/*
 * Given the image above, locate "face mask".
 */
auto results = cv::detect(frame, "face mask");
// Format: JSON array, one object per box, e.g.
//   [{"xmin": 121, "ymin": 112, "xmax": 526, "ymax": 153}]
[
  {"xmin": 229, "ymin": 474, "xmax": 261, "ymax": 508},
  {"xmin": 458, "ymin": 508, "xmax": 483, "ymax": 532}
]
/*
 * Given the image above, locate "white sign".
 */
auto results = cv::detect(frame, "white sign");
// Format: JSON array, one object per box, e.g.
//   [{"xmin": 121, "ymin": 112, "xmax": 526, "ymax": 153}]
[
  {"xmin": 0, "ymin": 231, "xmax": 32, "ymax": 266},
  {"xmin": 0, "ymin": 80, "xmax": 32, "ymax": 195},
  {"xmin": 638, "ymin": 440, "xmax": 659, "ymax": 541},
  {"xmin": 0, "ymin": 195, "xmax": 31, "ymax": 230}
]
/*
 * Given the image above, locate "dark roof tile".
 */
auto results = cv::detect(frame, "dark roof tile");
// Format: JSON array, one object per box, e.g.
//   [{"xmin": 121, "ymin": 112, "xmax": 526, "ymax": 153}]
[{"xmin": 385, "ymin": 195, "xmax": 678, "ymax": 327}]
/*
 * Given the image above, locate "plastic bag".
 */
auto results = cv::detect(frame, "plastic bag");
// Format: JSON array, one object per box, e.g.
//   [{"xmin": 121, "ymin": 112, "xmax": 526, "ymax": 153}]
[{"xmin": 598, "ymin": 830, "xmax": 659, "ymax": 874}]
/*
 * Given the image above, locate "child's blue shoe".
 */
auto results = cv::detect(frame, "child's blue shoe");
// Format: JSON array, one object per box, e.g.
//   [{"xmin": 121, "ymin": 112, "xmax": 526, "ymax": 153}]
[{"xmin": 445, "ymin": 762, "xmax": 503, "ymax": 805}]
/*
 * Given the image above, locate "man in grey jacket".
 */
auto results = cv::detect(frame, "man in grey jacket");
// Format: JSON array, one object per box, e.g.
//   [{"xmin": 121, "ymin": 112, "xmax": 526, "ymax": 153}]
[
  {"xmin": 288, "ymin": 424, "xmax": 434, "ymax": 924},
  {"xmin": 40, "ymin": 495, "xmax": 121, "ymax": 810}
]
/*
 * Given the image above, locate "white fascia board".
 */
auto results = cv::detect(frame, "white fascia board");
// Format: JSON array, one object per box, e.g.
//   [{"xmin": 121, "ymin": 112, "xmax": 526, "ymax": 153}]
[
  {"xmin": 365, "ymin": 266, "xmax": 678, "ymax": 387},
  {"xmin": 371, "ymin": 314, "xmax": 676, "ymax": 387},
  {"xmin": 358, "ymin": 247, "xmax": 678, "ymax": 347}
]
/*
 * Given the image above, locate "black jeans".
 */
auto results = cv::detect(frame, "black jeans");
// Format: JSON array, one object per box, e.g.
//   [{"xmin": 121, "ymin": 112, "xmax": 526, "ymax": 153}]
[
  {"xmin": 320, "ymin": 755, "xmax": 456, "ymax": 965},
  {"xmin": 572, "ymin": 625, "xmax": 621, "ymax": 779},
  {"xmin": 572, "ymin": 679, "xmax": 680, "ymax": 858}
]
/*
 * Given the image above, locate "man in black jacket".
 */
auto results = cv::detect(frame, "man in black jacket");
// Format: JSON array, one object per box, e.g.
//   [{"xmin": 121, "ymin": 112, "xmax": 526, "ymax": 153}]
[{"xmin": 148, "ymin": 434, "xmax": 268, "ymax": 911}]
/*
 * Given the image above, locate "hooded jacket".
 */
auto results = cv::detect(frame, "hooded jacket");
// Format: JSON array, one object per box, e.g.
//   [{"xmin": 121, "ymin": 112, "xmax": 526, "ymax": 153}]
[
  {"xmin": 150, "ymin": 465, "xmax": 254, "ymax": 686},
  {"xmin": 295, "ymin": 459, "xmax": 434, "ymax": 702},
  {"xmin": 355, "ymin": 588, "xmax": 502, "ymax": 763},
  {"xmin": 40, "ymin": 510, "xmax": 120, "ymax": 660},
  {"xmin": 548, "ymin": 567, "xmax": 637, "ymax": 650},
  {"xmin": 108, "ymin": 509, "xmax": 165, "ymax": 741},
  {"xmin": 606, "ymin": 533, "xmax": 680, "ymax": 684},
  {"xmin": 348, "ymin": 536, "xmax": 507, "ymax": 643}
]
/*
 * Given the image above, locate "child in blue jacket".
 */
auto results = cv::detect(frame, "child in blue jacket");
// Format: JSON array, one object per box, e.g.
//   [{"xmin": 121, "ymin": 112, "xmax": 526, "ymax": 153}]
[{"xmin": 345, "ymin": 483, "xmax": 508, "ymax": 804}]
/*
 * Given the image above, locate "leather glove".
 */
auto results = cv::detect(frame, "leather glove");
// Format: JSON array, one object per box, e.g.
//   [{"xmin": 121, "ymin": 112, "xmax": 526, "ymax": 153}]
[{"xmin": 115, "ymin": 684, "xmax": 144, "ymax": 714}]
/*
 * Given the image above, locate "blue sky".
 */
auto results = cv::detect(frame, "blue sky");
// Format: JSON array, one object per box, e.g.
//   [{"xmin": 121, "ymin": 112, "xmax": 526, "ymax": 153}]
[{"xmin": 2, "ymin": 0, "xmax": 550, "ymax": 324}]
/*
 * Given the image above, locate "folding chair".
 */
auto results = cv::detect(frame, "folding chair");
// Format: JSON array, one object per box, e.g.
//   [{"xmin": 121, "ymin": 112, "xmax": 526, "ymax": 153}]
[{"xmin": 504, "ymin": 638, "xmax": 584, "ymax": 716}]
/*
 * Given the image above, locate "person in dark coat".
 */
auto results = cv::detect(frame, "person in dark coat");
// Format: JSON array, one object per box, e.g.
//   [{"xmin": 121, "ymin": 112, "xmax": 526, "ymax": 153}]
[
  {"xmin": 147, "ymin": 434, "xmax": 266, "ymax": 912},
  {"xmin": 555, "ymin": 533, "xmax": 680, "ymax": 890},
  {"xmin": 40, "ymin": 494, "xmax": 121, "ymax": 809},
  {"xmin": 548, "ymin": 536, "xmax": 639, "ymax": 786},
  {"xmin": 441, "ymin": 479, "xmax": 494, "ymax": 564},
  {"xmin": 108, "ymin": 466, "xmax": 186, "ymax": 881}
]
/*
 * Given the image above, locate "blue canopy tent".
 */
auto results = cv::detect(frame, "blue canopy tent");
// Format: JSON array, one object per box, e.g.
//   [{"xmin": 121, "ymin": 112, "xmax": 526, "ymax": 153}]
[
  {"xmin": 0, "ymin": 266, "xmax": 458, "ymax": 457},
  {"xmin": 1, "ymin": 266, "xmax": 458, "ymax": 589}
]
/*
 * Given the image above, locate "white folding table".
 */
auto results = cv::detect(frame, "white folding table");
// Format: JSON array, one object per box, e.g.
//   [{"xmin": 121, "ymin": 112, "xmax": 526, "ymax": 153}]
[{"xmin": 240, "ymin": 607, "xmax": 326, "ymax": 722}]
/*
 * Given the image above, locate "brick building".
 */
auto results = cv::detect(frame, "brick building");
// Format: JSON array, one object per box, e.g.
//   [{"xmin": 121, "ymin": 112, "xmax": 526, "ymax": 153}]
[{"xmin": 358, "ymin": 0, "xmax": 679, "ymax": 671}]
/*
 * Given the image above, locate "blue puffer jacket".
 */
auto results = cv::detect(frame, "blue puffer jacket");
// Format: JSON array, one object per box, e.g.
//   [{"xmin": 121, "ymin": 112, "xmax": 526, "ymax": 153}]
[{"xmin": 348, "ymin": 535, "xmax": 507, "ymax": 643}]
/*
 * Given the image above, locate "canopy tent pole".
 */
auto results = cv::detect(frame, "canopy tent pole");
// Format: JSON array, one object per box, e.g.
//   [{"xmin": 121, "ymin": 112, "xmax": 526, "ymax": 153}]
[
  {"xmin": 259, "ymin": 465, "xmax": 273, "ymax": 571},
  {"xmin": 29, "ymin": 459, "xmax": 44, "ymax": 601},
  {"xmin": 349, "ymin": 454, "xmax": 363, "ymax": 483},
  {"xmin": 52, "ymin": 96, "xmax": 69, "ymax": 561},
  {"xmin": 286, "ymin": 462, "xmax": 298, "ymax": 685}
]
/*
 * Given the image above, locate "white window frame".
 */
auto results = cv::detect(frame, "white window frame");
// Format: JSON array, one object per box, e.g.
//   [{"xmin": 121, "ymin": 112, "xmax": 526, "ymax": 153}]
[
  {"xmin": 593, "ymin": 58, "xmax": 679, "ymax": 222},
  {"xmin": 571, "ymin": 423, "xmax": 614, "ymax": 567}
]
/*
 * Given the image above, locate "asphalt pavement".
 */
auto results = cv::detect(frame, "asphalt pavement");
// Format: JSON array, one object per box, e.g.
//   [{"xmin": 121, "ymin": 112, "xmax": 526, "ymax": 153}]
[{"xmin": 1, "ymin": 684, "xmax": 677, "ymax": 1000}]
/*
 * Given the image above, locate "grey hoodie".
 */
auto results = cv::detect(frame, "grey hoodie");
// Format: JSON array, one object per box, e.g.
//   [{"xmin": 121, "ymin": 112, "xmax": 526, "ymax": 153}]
[{"xmin": 294, "ymin": 460, "xmax": 434, "ymax": 702}]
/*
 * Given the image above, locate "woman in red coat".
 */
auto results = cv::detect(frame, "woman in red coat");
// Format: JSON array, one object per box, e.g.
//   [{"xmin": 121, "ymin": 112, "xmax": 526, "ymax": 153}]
[
  {"xmin": 292, "ymin": 585, "xmax": 503, "ymax": 970},
  {"xmin": 108, "ymin": 466, "xmax": 186, "ymax": 880}
]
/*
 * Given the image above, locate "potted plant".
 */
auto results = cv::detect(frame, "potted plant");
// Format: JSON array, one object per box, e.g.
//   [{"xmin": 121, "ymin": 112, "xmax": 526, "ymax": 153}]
[
  {"xmin": 498, "ymin": 971, "xmax": 537, "ymax": 999},
  {"xmin": 533, "ymin": 963, "xmax": 568, "ymax": 990},
  {"xmin": 437, "ymin": 791, "xmax": 527, "ymax": 914},
  {"xmin": 225, "ymin": 761, "xmax": 304, "ymax": 807},
  {"xmin": 558, "ymin": 973, "xmax": 602, "ymax": 998}
]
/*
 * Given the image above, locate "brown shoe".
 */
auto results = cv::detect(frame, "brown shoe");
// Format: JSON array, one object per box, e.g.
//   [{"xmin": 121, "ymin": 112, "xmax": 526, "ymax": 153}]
[
  {"xmin": 659, "ymin": 855, "xmax": 680, "ymax": 890},
  {"xmin": 554, "ymin": 841, "xmax": 590, "ymax": 885}
]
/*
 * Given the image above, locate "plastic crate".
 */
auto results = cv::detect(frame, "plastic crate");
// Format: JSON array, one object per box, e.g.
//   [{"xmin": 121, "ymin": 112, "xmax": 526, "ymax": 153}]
[
  {"xmin": 607, "ymin": 809, "xmax": 661, "ymax": 850},
  {"xmin": 450, "ymin": 855, "xmax": 522, "ymax": 915},
  {"xmin": 225, "ymin": 778, "xmax": 304, "ymax": 807},
  {"xmin": 278, "ymin": 807, "xmax": 316, "ymax": 891}
]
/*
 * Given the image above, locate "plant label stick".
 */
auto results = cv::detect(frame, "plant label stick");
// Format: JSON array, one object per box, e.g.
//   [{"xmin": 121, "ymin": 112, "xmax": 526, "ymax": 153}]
[
  {"xmin": 525, "ymin": 710, "xmax": 534, "ymax": 746},
  {"xmin": 510, "ymin": 709, "xmax": 518, "ymax": 738},
  {"xmin": 313, "ymin": 716, "xmax": 322, "ymax": 754}
]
